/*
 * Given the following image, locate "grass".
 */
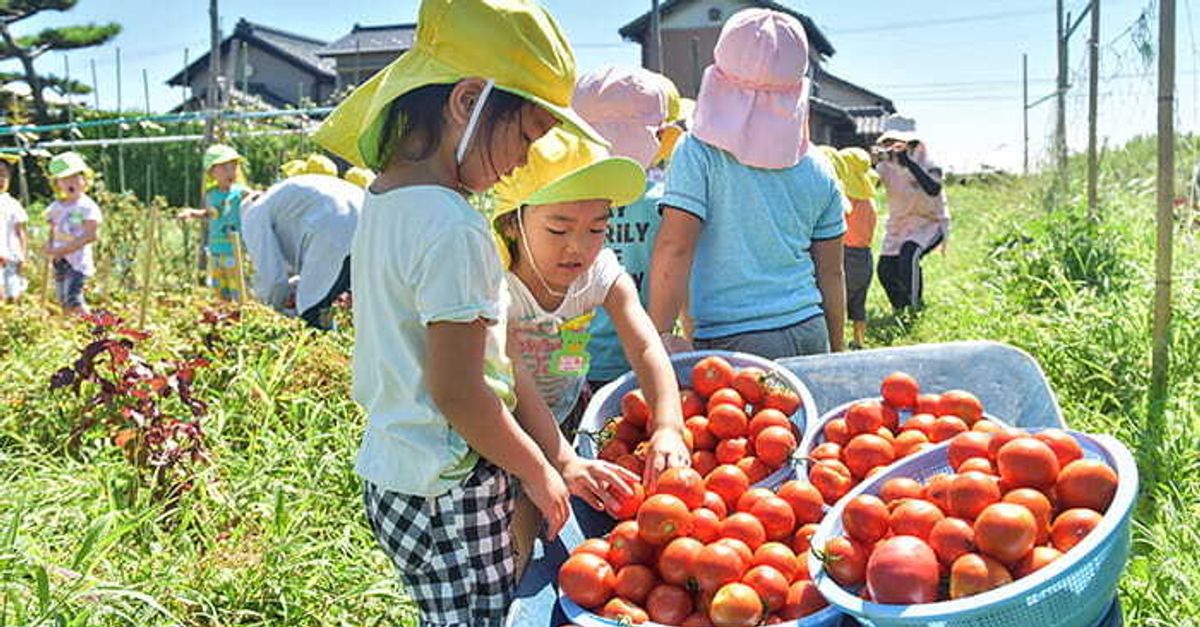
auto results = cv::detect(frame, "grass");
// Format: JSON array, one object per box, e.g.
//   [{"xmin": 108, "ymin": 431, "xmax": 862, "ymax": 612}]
[{"xmin": 1, "ymin": 135, "xmax": 1198, "ymax": 626}]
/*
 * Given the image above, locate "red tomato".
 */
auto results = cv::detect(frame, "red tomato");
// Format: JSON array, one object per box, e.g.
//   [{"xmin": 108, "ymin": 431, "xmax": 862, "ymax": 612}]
[
  {"xmin": 751, "ymin": 542, "xmax": 800, "ymax": 581},
  {"xmin": 599, "ymin": 438, "xmax": 632, "ymax": 463},
  {"xmin": 610, "ymin": 416, "xmax": 645, "ymax": 444},
  {"xmin": 930, "ymin": 415, "xmax": 970, "ymax": 443},
  {"xmin": 614, "ymin": 564, "xmax": 658, "ymax": 604},
  {"xmin": 692, "ymin": 450, "xmax": 718, "ymax": 477},
  {"xmin": 707, "ymin": 387, "xmax": 746, "ymax": 414},
  {"xmin": 888, "ymin": 498, "xmax": 946, "ymax": 541},
  {"xmin": 692, "ymin": 507, "xmax": 723, "ymax": 543},
  {"xmin": 1035, "ymin": 429, "xmax": 1085, "ymax": 467},
  {"xmin": 893, "ymin": 429, "xmax": 930, "ymax": 457},
  {"xmin": 621, "ymin": 389, "xmax": 652, "ymax": 427},
  {"xmin": 809, "ymin": 459, "xmax": 853, "ymax": 505},
  {"xmin": 655, "ymin": 466, "xmax": 707, "ymax": 509},
  {"xmin": 957, "ymin": 457, "xmax": 995, "ymax": 475},
  {"xmin": 948, "ymin": 471, "xmax": 1001, "ymax": 520},
  {"xmin": 820, "ymin": 535, "xmax": 867, "ymax": 586},
  {"xmin": 1003, "ymin": 488, "xmax": 1054, "ymax": 544},
  {"xmin": 923, "ymin": 473, "xmax": 955, "ymax": 513},
  {"xmin": 810, "ymin": 441, "xmax": 842, "ymax": 461},
  {"xmin": 703, "ymin": 490, "xmax": 729, "ymax": 518},
  {"xmin": 865, "ymin": 536, "xmax": 940, "ymax": 604},
  {"xmin": 715, "ymin": 437, "xmax": 750, "ymax": 465},
  {"xmin": 997, "ymin": 438, "xmax": 1061, "ymax": 489},
  {"xmin": 719, "ymin": 512, "xmax": 768, "ymax": 550},
  {"xmin": 748, "ymin": 408, "xmax": 792, "ymax": 440},
  {"xmin": 708, "ymin": 404, "xmax": 750, "ymax": 440},
  {"xmin": 742, "ymin": 565, "xmax": 790, "ymax": 612},
  {"xmin": 844, "ymin": 400, "xmax": 885, "ymax": 436},
  {"xmin": 715, "ymin": 538, "xmax": 754, "ymax": 567},
  {"xmin": 974, "ymin": 503, "xmax": 1038, "ymax": 564},
  {"xmin": 937, "ymin": 389, "xmax": 984, "ymax": 424},
  {"xmin": 687, "ymin": 416, "xmax": 719, "ymax": 451},
  {"xmin": 880, "ymin": 371, "xmax": 920, "ymax": 409},
  {"xmin": 706, "ymin": 465, "xmax": 751, "ymax": 511},
  {"xmin": 842, "ymin": 494, "xmax": 890, "ymax": 544},
  {"xmin": 558, "ymin": 552, "xmax": 616, "ymax": 609},
  {"xmin": 600, "ymin": 597, "xmax": 649, "ymax": 624},
  {"xmin": 692, "ymin": 356, "xmax": 736, "ymax": 399},
  {"xmin": 880, "ymin": 404, "xmax": 901, "ymax": 432},
  {"xmin": 750, "ymin": 496, "xmax": 797, "ymax": 542},
  {"xmin": 761, "ymin": 383, "xmax": 801, "ymax": 416},
  {"xmin": 694, "ymin": 542, "xmax": 747, "ymax": 591},
  {"xmin": 948, "ymin": 431, "xmax": 994, "ymax": 469},
  {"xmin": 735, "ymin": 487, "xmax": 775, "ymax": 514},
  {"xmin": 791, "ymin": 523, "xmax": 819, "ymax": 555},
  {"xmin": 879, "ymin": 477, "xmax": 925, "ymax": 504},
  {"xmin": 1050, "ymin": 508, "xmax": 1102, "ymax": 552},
  {"xmin": 949, "ymin": 552, "xmax": 1013, "ymax": 599},
  {"xmin": 658, "ymin": 536, "xmax": 703, "ymax": 586},
  {"xmin": 608, "ymin": 481, "xmax": 646, "ymax": 521},
  {"xmin": 823, "ymin": 417, "xmax": 851, "ymax": 446},
  {"xmin": 843, "ymin": 433, "xmax": 895, "ymax": 479},
  {"xmin": 646, "ymin": 583, "xmax": 694, "ymax": 625},
  {"xmin": 928, "ymin": 517, "xmax": 976, "ymax": 567},
  {"xmin": 608, "ymin": 521, "xmax": 655, "ymax": 568},
  {"xmin": 637, "ymin": 494, "xmax": 693, "ymax": 545},
  {"xmin": 1056, "ymin": 459, "xmax": 1118, "ymax": 513},
  {"xmin": 914, "ymin": 393, "xmax": 941, "ymax": 415},
  {"xmin": 709, "ymin": 582, "xmax": 764, "ymax": 627},
  {"xmin": 680, "ymin": 388, "xmax": 706, "ymax": 418},
  {"xmin": 1012, "ymin": 545, "xmax": 1063, "ymax": 578},
  {"xmin": 736, "ymin": 456, "xmax": 772, "ymax": 483},
  {"xmin": 776, "ymin": 480, "xmax": 825, "ymax": 525},
  {"xmin": 681, "ymin": 612, "xmax": 717, "ymax": 627},
  {"xmin": 732, "ymin": 367, "xmax": 767, "ymax": 405},
  {"xmin": 778, "ymin": 580, "xmax": 827, "ymax": 619},
  {"xmin": 755, "ymin": 425, "xmax": 797, "ymax": 467},
  {"xmin": 903, "ymin": 413, "xmax": 937, "ymax": 437}
]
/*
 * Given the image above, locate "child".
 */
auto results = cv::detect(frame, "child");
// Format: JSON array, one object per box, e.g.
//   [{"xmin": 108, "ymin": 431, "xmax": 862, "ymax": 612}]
[
  {"xmin": 44, "ymin": 152, "xmax": 101, "ymax": 315},
  {"xmin": 311, "ymin": 1, "xmax": 634, "ymax": 623},
  {"xmin": 648, "ymin": 8, "xmax": 847, "ymax": 359},
  {"xmin": 178, "ymin": 144, "xmax": 251, "ymax": 301},
  {"xmin": 0, "ymin": 154, "xmax": 28, "ymax": 301},
  {"xmin": 838, "ymin": 147, "xmax": 879, "ymax": 348}
]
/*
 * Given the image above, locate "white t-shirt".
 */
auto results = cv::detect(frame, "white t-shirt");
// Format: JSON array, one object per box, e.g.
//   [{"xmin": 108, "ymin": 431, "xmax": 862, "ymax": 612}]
[
  {"xmin": 352, "ymin": 185, "xmax": 516, "ymax": 497},
  {"xmin": 0, "ymin": 193, "xmax": 27, "ymax": 262},
  {"xmin": 506, "ymin": 248, "xmax": 625, "ymax": 422},
  {"xmin": 46, "ymin": 195, "xmax": 102, "ymax": 276}
]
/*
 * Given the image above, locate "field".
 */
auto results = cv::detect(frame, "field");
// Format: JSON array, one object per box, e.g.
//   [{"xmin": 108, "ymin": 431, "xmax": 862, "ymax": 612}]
[{"xmin": 2, "ymin": 136, "xmax": 1198, "ymax": 626}]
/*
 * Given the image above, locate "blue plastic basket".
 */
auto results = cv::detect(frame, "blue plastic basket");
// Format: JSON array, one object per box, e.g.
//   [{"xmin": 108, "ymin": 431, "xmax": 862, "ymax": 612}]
[
  {"xmin": 559, "ymin": 585, "xmax": 845, "ymax": 627},
  {"xmin": 808, "ymin": 429, "xmax": 1138, "ymax": 627},
  {"xmin": 577, "ymin": 350, "xmax": 818, "ymax": 489}
]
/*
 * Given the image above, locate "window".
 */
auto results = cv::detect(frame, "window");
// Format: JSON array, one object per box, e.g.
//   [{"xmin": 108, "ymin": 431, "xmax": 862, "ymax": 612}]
[{"xmin": 708, "ymin": 7, "xmax": 722, "ymax": 21}]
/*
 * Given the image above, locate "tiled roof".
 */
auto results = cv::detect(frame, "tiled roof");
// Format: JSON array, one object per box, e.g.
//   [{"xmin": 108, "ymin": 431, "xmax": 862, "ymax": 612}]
[{"xmin": 320, "ymin": 23, "xmax": 416, "ymax": 56}]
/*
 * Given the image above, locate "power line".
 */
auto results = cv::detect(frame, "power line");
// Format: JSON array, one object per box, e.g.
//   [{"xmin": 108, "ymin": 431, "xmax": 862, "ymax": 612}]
[{"xmin": 827, "ymin": 8, "xmax": 1053, "ymax": 36}]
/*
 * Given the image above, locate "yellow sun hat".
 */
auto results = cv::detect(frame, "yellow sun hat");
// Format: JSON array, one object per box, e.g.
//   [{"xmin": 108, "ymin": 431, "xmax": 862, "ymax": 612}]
[
  {"xmin": 838, "ymin": 146, "xmax": 878, "ymax": 201},
  {"xmin": 651, "ymin": 74, "xmax": 691, "ymax": 166},
  {"xmin": 817, "ymin": 145, "xmax": 847, "ymax": 192},
  {"xmin": 305, "ymin": 153, "xmax": 338, "ymax": 177},
  {"xmin": 343, "ymin": 166, "xmax": 376, "ymax": 188},
  {"xmin": 48, "ymin": 151, "xmax": 92, "ymax": 179},
  {"xmin": 492, "ymin": 127, "xmax": 645, "ymax": 267},
  {"xmin": 313, "ymin": 0, "xmax": 606, "ymax": 170},
  {"xmin": 281, "ymin": 159, "xmax": 307, "ymax": 178},
  {"xmin": 0, "ymin": 153, "xmax": 20, "ymax": 166},
  {"xmin": 202, "ymin": 144, "xmax": 247, "ymax": 190}
]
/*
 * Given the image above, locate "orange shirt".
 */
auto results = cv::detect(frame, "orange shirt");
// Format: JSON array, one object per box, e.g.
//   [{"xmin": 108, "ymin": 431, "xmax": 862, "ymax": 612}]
[{"xmin": 844, "ymin": 197, "xmax": 877, "ymax": 248}]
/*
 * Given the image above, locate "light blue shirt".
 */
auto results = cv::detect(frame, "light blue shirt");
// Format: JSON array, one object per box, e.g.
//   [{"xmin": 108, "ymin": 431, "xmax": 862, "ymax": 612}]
[
  {"xmin": 660, "ymin": 135, "xmax": 847, "ymax": 340},
  {"xmin": 587, "ymin": 177, "xmax": 665, "ymax": 383}
]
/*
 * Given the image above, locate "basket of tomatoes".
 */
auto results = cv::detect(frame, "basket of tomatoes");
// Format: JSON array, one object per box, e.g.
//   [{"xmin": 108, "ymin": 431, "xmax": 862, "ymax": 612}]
[
  {"xmin": 797, "ymin": 371, "xmax": 1012, "ymax": 508},
  {"xmin": 578, "ymin": 351, "xmax": 818, "ymax": 489},
  {"xmin": 807, "ymin": 425, "xmax": 1136, "ymax": 627}
]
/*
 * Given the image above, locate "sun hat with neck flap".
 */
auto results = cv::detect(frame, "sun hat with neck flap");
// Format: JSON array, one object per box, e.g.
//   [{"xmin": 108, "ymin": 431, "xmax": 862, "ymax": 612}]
[
  {"xmin": 691, "ymin": 8, "xmax": 813, "ymax": 170},
  {"xmin": 573, "ymin": 65, "xmax": 669, "ymax": 169},
  {"xmin": 312, "ymin": 0, "xmax": 606, "ymax": 171}
]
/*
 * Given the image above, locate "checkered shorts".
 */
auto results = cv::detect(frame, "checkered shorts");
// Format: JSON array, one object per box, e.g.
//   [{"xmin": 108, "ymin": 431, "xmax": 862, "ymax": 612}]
[{"xmin": 363, "ymin": 461, "xmax": 518, "ymax": 627}]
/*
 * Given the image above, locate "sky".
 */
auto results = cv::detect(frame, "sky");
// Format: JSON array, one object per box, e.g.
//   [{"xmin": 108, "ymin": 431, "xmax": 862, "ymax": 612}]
[{"xmin": 1, "ymin": 0, "xmax": 1194, "ymax": 172}]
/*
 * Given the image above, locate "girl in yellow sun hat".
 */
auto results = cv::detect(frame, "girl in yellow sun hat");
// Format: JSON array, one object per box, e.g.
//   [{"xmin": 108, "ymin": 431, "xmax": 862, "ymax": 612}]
[
  {"xmin": 311, "ymin": 1, "xmax": 630, "ymax": 622},
  {"xmin": 178, "ymin": 144, "xmax": 255, "ymax": 302}
]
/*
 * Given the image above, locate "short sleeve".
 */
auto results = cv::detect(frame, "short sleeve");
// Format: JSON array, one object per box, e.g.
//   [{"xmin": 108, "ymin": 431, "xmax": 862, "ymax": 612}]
[
  {"xmin": 580, "ymin": 248, "xmax": 626, "ymax": 311},
  {"xmin": 82, "ymin": 199, "xmax": 102, "ymax": 224},
  {"xmin": 660, "ymin": 135, "xmax": 709, "ymax": 221},
  {"xmin": 812, "ymin": 169, "xmax": 848, "ymax": 241},
  {"xmin": 413, "ymin": 224, "xmax": 505, "ymax": 326}
]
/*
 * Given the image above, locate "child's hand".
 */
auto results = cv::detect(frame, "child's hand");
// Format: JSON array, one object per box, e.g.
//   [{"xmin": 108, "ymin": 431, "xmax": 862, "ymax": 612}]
[
  {"xmin": 560, "ymin": 457, "xmax": 639, "ymax": 513},
  {"xmin": 522, "ymin": 462, "xmax": 572, "ymax": 541},
  {"xmin": 42, "ymin": 243, "xmax": 59, "ymax": 259},
  {"xmin": 644, "ymin": 428, "xmax": 691, "ymax": 487},
  {"xmin": 660, "ymin": 333, "xmax": 694, "ymax": 354}
]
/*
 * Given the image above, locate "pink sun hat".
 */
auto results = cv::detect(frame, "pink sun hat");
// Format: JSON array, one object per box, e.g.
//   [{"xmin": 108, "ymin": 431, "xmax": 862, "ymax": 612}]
[
  {"xmin": 573, "ymin": 65, "xmax": 669, "ymax": 169},
  {"xmin": 691, "ymin": 8, "xmax": 812, "ymax": 169}
]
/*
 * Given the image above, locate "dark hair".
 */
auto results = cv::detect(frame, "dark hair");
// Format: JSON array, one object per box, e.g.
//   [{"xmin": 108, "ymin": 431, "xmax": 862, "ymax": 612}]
[
  {"xmin": 378, "ymin": 82, "xmax": 529, "ymax": 167},
  {"xmin": 495, "ymin": 208, "xmax": 522, "ymax": 265}
]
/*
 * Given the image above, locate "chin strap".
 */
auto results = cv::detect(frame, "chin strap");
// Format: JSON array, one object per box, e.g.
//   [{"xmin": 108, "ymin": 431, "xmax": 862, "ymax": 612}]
[{"xmin": 455, "ymin": 79, "xmax": 495, "ymax": 166}]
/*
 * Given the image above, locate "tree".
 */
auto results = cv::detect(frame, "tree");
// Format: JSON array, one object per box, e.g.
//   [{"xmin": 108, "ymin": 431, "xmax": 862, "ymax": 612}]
[{"xmin": 0, "ymin": 0, "xmax": 120, "ymax": 123}]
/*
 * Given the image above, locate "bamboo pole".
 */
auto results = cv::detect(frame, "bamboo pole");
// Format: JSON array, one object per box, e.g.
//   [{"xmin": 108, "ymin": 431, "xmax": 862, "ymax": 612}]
[
  {"xmin": 137, "ymin": 199, "xmax": 157, "ymax": 328},
  {"xmin": 229, "ymin": 230, "xmax": 248, "ymax": 305},
  {"xmin": 1086, "ymin": 0, "xmax": 1101, "ymax": 220},
  {"xmin": 1149, "ymin": 0, "xmax": 1175, "ymax": 472}
]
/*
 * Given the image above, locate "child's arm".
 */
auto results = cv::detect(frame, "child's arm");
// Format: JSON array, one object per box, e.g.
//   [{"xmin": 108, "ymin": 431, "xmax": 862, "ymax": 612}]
[
  {"xmin": 15, "ymin": 223, "xmax": 25, "ymax": 268},
  {"xmin": 176, "ymin": 207, "xmax": 215, "ymax": 220},
  {"xmin": 648, "ymin": 207, "xmax": 703, "ymax": 352},
  {"xmin": 604, "ymin": 274, "xmax": 690, "ymax": 486},
  {"xmin": 812, "ymin": 236, "xmax": 846, "ymax": 352},
  {"xmin": 45, "ymin": 220, "xmax": 98, "ymax": 258},
  {"xmin": 426, "ymin": 319, "xmax": 572, "ymax": 539}
]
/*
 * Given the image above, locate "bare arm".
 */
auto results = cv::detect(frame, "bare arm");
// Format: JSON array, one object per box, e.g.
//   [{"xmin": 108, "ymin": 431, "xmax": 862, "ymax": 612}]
[
  {"xmin": 15, "ymin": 223, "xmax": 25, "ymax": 265},
  {"xmin": 648, "ymin": 207, "xmax": 702, "ymax": 337},
  {"xmin": 811, "ymin": 237, "xmax": 846, "ymax": 353}
]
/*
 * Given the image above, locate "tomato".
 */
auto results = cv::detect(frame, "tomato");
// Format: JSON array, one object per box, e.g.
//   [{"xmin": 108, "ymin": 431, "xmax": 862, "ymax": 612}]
[
  {"xmin": 1012, "ymin": 545, "xmax": 1063, "ymax": 578},
  {"xmin": 615, "ymin": 453, "xmax": 646, "ymax": 477},
  {"xmin": 716, "ymin": 538, "xmax": 754, "ymax": 566},
  {"xmin": 755, "ymin": 426, "xmax": 797, "ymax": 468},
  {"xmin": 880, "ymin": 404, "xmax": 901, "ymax": 432},
  {"xmin": 776, "ymin": 480, "xmax": 825, "ymax": 525},
  {"xmin": 761, "ymin": 383, "xmax": 800, "ymax": 416},
  {"xmin": 707, "ymin": 387, "xmax": 746, "ymax": 414},
  {"xmin": 779, "ymin": 580, "xmax": 827, "ymax": 619},
  {"xmin": 791, "ymin": 523, "xmax": 819, "ymax": 555},
  {"xmin": 1056, "ymin": 459, "xmax": 1118, "ymax": 513},
  {"xmin": 573, "ymin": 537, "xmax": 611, "ymax": 559},
  {"xmin": 703, "ymin": 490, "xmax": 729, "ymax": 518},
  {"xmin": 620, "ymin": 389, "xmax": 651, "ymax": 428},
  {"xmin": 655, "ymin": 466, "xmax": 707, "ymax": 509},
  {"xmin": 1034, "ymin": 429, "xmax": 1085, "ymax": 467},
  {"xmin": 750, "ymin": 496, "xmax": 797, "ymax": 541},
  {"xmin": 997, "ymin": 437, "xmax": 1061, "ymax": 489},
  {"xmin": 681, "ymin": 612, "xmax": 717, "ymax": 627},
  {"xmin": 987, "ymin": 427, "xmax": 1022, "ymax": 458},
  {"xmin": 736, "ymin": 456, "xmax": 772, "ymax": 483},
  {"xmin": 957, "ymin": 457, "xmax": 995, "ymax": 475},
  {"xmin": 614, "ymin": 564, "xmax": 658, "ymax": 604},
  {"xmin": 719, "ymin": 512, "xmax": 767, "ymax": 550},
  {"xmin": 558, "ymin": 552, "xmax": 616, "ymax": 609},
  {"xmin": 880, "ymin": 477, "xmax": 925, "ymax": 504},
  {"xmin": 752, "ymin": 542, "xmax": 800, "ymax": 581},
  {"xmin": 599, "ymin": 438, "xmax": 632, "ymax": 463},
  {"xmin": 748, "ymin": 408, "xmax": 791, "ymax": 440},
  {"xmin": 658, "ymin": 536, "xmax": 703, "ymax": 586},
  {"xmin": 692, "ymin": 356, "xmax": 736, "ymax": 398},
  {"xmin": 948, "ymin": 471, "xmax": 1001, "ymax": 520},
  {"xmin": 603, "ymin": 480, "xmax": 644, "ymax": 521},
  {"xmin": 902, "ymin": 413, "xmax": 937, "ymax": 437},
  {"xmin": 692, "ymin": 507, "xmax": 723, "ymax": 543},
  {"xmin": 610, "ymin": 416, "xmax": 645, "ymax": 444},
  {"xmin": 608, "ymin": 521, "xmax": 655, "ymax": 568},
  {"xmin": 646, "ymin": 583, "xmax": 694, "ymax": 625},
  {"xmin": 811, "ymin": 441, "xmax": 842, "ymax": 462},
  {"xmin": 708, "ymin": 404, "xmax": 750, "ymax": 440},
  {"xmin": 694, "ymin": 542, "xmax": 747, "ymax": 591},
  {"xmin": 601, "ymin": 597, "xmax": 649, "ymax": 624},
  {"xmin": 1050, "ymin": 508, "xmax": 1102, "ymax": 552},
  {"xmin": 880, "ymin": 371, "xmax": 920, "ymax": 409},
  {"xmin": 923, "ymin": 473, "xmax": 955, "ymax": 513},
  {"xmin": 842, "ymin": 494, "xmax": 890, "ymax": 544},
  {"xmin": 692, "ymin": 450, "xmax": 718, "ymax": 477},
  {"xmin": 913, "ymin": 393, "xmax": 941, "ymax": 415},
  {"xmin": 949, "ymin": 552, "xmax": 1012, "ymax": 599},
  {"xmin": 974, "ymin": 503, "xmax": 1038, "ymax": 564},
  {"xmin": 928, "ymin": 516, "xmax": 975, "ymax": 566},
  {"xmin": 865, "ymin": 536, "xmax": 940, "ymax": 604},
  {"xmin": 893, "ymin": 429, "xmax": 930, "ymax": 457},
  {"xmin": 937, "ymin": 389, "xmax": 984, "ymax": 424},
  {"xmin": 889, "ymin": 498, "xmax": 946, "ymax": 541},
  {"xmin": 820, "ymin": 535, "xmax": 867, "ymax": 586},
  {"xmin": 681, "ymin": 388, "xmax": 706, "ymax": 418},
  {"xmin": 735, "ymin": 487, "xmax": 775, "ymax": 513},
  {"xmin": 1003, "ymin": 488, "xmax": 1054, "ymax": 544},
  {"xmin": 875, "ymin": 426, "xmax": 896, "ymax": 445},
  {"xmin": 715, "ymin": 437, "xmax": 750, "ymax": 465},
  {"xmin": 709, "ymin": 582, "xmax": 764, "ymax": 627},
  {"xmin": 706, "ymin": 465, "xmax": 751, "ymax": 511},
  {"xmin": 843, "ymin": 433, "xmax": 895, "ymax": 479},
  {"xmin": 823, "ymin": 417, "xmax": 850, "ymax": 446},
  {"xmin": 809, "ymin": 459, "xmax": 853, "ymax": 505},
  {"xmin": 687, "ymin": 416, "xmax": 718, "ymax": 451},
  {"xmin": 947, "ymin": 431, "xmax": 993, "ymax": 469},
  {"xmin": 637, "ymin": 494, "xmax": 693, "ymax": 545},
  {"xmin": 930, "ymin": 415, "xmax": 969, "ymax": 443},
  {"xmin": 844, "ymin": 400, "xmax": 885, "ymax": 436},
  {"xmin": 742, "ymin": 565, "xmax": 790, "ymax": 612},
  {"xmin": 732, "ymin": 367, "xmax": 767, "ymax": 405}
]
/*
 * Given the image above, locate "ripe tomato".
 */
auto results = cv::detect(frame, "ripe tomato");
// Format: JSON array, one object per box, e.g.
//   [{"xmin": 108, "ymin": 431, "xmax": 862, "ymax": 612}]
[
  {"xmin": 610, "ymin": 416, "xmax": 645, "ymax": 444},
  {"xmin": 843, "ymin": 433, "xmax": 895, "ymax": 479},
  {"xmin": 937, "ymin": 389, "xmax": 984, "ymax": 424},
  {"xmin": 776, "ymin": 480, "xmax": 825, "ymax": 525},
  {"xmin": 608, "ymin": 481, "xmax": 646, "ymax": 520},
  {"xmin": 844, "ymin": 400, "xmax": 885, "ymax": 436},
  {"xmin": 974, "ymin": 503, "xmax": 1038, "ymax": 564},
  {"xmin": 735, "ymin": 487, "xmax": 775, "ymax": 513},
  {"xmin": 865, "ymin": 536, "xmax": 940, "ymax": 604},
  {"xmin": 902, "ymin": 413, "xmax": 937, "ymax": 437},
  {"xmin": 686, "ymin": 416, "xmax": 718, "ymax": 451},
  {"xmin": 706, "ymin": 465, "xmax": 751, "ymax": 511},
  {"xmin": 879, "ymin": 477, "xmax": 925, "ymax": 504},
  {"xmin": 987, "ymin": 427, "xmax": 1023, "ymax": 458},
  {"xmin": 755, "ymin": 426, "xmax": 797, "ymax": 468},
  {"xmin": 716, "ymin": 437, "xmax": 750, "ymax": 465},
  {"xmin": 791, "ymin": 523, "xmax": 819, "ymax": 555},
  {"xmin": 742, "ymin": 565, "xmax": 790, "ymax": 612},
  {"xmin": 881, "ymin": 371, "xmax": 920, "ymax": 409},
  {"xmin": 761, "ymin": 383, "xmax": 801, "ymax": 416},
  {"xmin": 599, "ymin": 438, "xmax": 633, "ymax": 463},
  {"xmin": 692, "ymin": 507, "xmax": 723, "ymax": 542},
  {"xmin": 1056, "ymin": 459, "xmax": 1118, "ymax": 513},
  {"xmin": 809, "ymin": 459, "xmax": 853, "ymax": 505},
  {"xmin": 616, "ymin": 453, "xmax": 646, "ymax": 477},
  {"xmin": 658, "ymin": 536, "xmax": 704, "ymax": 586},
  {"xmin": 928, "ymin": 516, "xmax": 975, "ymax": 566},
  {"xmin": 875, "ymin": 426, "xmax": 896, "ymax": 445},
  {"xmin": 930, "ymin": 415, "xmax": 969, "ymax": 443},
  {"xmin": 655, "ymin": 467, "xmax": 707, "ymax": 509},
  {"xmin": 973, "ymin": 419, "xmax": 1004, "ymax": 434},
  {"xmin": 601, "ymin": 597, "xmax": 650, "ymax": 624},
  {"xmin": 750, "ymin": 496, "xmax": 797, "ymax": 541},
  {"xmin": 948, "ymin": 431, "xmax": 993, "ymax": 469},
  {"xmin": 681, "ymin": 612, "xmax": 717, "ymax": 627},
  {"xmin": 716, "ymin": 538, "xmax": 754, "ymax": 567},
  {"xmin": 948, "ymin": 471, "xmax": 1001, "ymax": 520},
  {"xmin": 621, "ymin": 389, "xmax": 652, "ymax": 427},
  {"xmin": 820, "ymin": 535, "xmax": 867, "ymax": 586},
  {"xmin": 893, "ymin": 429, "xmax": 930, "ymax": 457},
  {"xmin": 1012, "ymin": 545, "xmax": 1063, "ymax": 578},
  {"xmin": 997, "ymin": 437, "xmax": 1061, "ymax": 489},
  {"xmin": 646, "ymin": 583, "xmax": 694, "ymax": 625},
  {"xmin": 709, "ymin": 582, "xmax": 764, "ymax": 627},
  {"xmin": 681, "ymin": 388, "xmax": 706, "ymax": 418},
  {"xmin": 719, "ymin": 512, "xmax": 767, "ymax": 550},
  {"xmin": 880, "ymin": 404, "xmax": 901, "ymax": 432},
  {"xmin": 889, "ymin": 498, "xmax": 946, "ymax": 541},
  {"xmin": 752, "ymin": 542, "xmax": 800, "ymax": 581},
  {"xmin": 748, "ymin": 408, "xmax": 792, "ymax": 440},
  {"xmin": 692, "ymin": 356, "xmax": 736, "ymax": 399},
  {"xmin": 1034, "ymin": 429, "xmax": 1085, "ymax": 467},
  {"xmin": 608, "ymin": 520, "xmax": 655, "ymax": 568},
  {"xmin": 732, "ymin": 367, "xmax": 767, "ymax": 404},
  {"xmin": 692, "ymin": 450, "xmax": 718, "ymax": 477},
  {"xmin": 558, "ymin": 552, "xmax": 616, "ymax": 609},
  {"xmin": 823, "ymin": 417, "xmax": 851, "ymax": 446},
  {"xmin": 949, "ymin": 552, "xmax": 1012, "ymax": 599},
  {"xmin": 708, "ymin": 404, "xmax": 750, "ymax": 440},
  {"xmin": 1003, "ymin": 488, "xmax": 1054, "ymax": 544},
  {"xmin": 1050, "ymin": 508, "xmax": 1102, "ymax": 552},
  {"xmin": 707, "ymin": 388, "xmax": 746, "ymax": 414},
  {"xmin": 842, "ymin": 494, "xmax": 890, "ymax": 544},
  {"xmin": 736, "ymin": 456, "xmax": 772, "ymax": 483},
  {"xmin": 614, "ymin": 564, "xmax": 658, "ymax": 604},
  {"xmin": 957, "ymin": 457, "xmax": 995, "ymax": 475},
  {"xmin": 694, "ymin": 542, "xmax": 747, "ymax": 591},
  {"xmin": 779, "ymin": 580, "xmax": 827, "ymax": 619},
  {"xmin": 923, "ymin": 473, "xmax": 955, "ymax": 513},
  {"xmin": 637, "ymin": 494, "xmax": 693, "ymax": 545},
  {"xmin": 703, "ymin": 490, "xmax": 729, "ymax": 518},
  {"xmin": 794, "ymin": 549, "xmax": 812, "ymax": 580},
  {"xmin": 811, "ymin": 441, "xmax": 842, "ymax": 461}
]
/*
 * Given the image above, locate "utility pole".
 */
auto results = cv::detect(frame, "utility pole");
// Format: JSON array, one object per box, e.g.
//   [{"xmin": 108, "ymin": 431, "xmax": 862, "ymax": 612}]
[
  {"xmin": 1056, "ymin": 0, "xmax": 1067, "ymax": 174},
  {"xmin": 90, "ymin": 59, "xmax": 99, "ymax": 110},
  {"xmin": 64, "ymin": 56, "xmax": 72, "ymax": 127},
  {"xmin": 1023, "ymin": 53, "xmax": 1029, "ymax": 175},
  {"xmin": 116, "ymin": 46, "xmax": 124, "ymax": 192},
  {"xmin": 649, "ymin": 0, "xmax": 664, "ymax": 72},
  {"xmin": 200, "ymin": 0, "xmax": 221, "ymax": 283},
  {"xmin": 1087, "ymin": 0, "xmax": 1101, "ymax": 219}
]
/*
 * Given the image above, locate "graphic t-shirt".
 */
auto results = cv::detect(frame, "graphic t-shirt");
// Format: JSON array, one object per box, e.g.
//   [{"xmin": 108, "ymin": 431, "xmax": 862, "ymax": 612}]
[
  {"xmin": 45, "ymin": 195, "xmax": 102, "ymax": 276},
  {"xmin": 206, "ymin": 184, "xmax": 248, "ymax": 256}
]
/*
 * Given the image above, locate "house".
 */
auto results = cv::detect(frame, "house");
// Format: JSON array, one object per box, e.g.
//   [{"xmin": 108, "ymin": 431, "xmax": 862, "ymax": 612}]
[
  {"xmin": 618, "ymin": 0, "xmax": 898, "ymax": 147},
  {"xmin": 166, "ymin": 19, "xmax": 336, "ymax": 110},
  {"xmin": 318, "ymin": 23, "xmax": 417, "ymax": 92}
]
